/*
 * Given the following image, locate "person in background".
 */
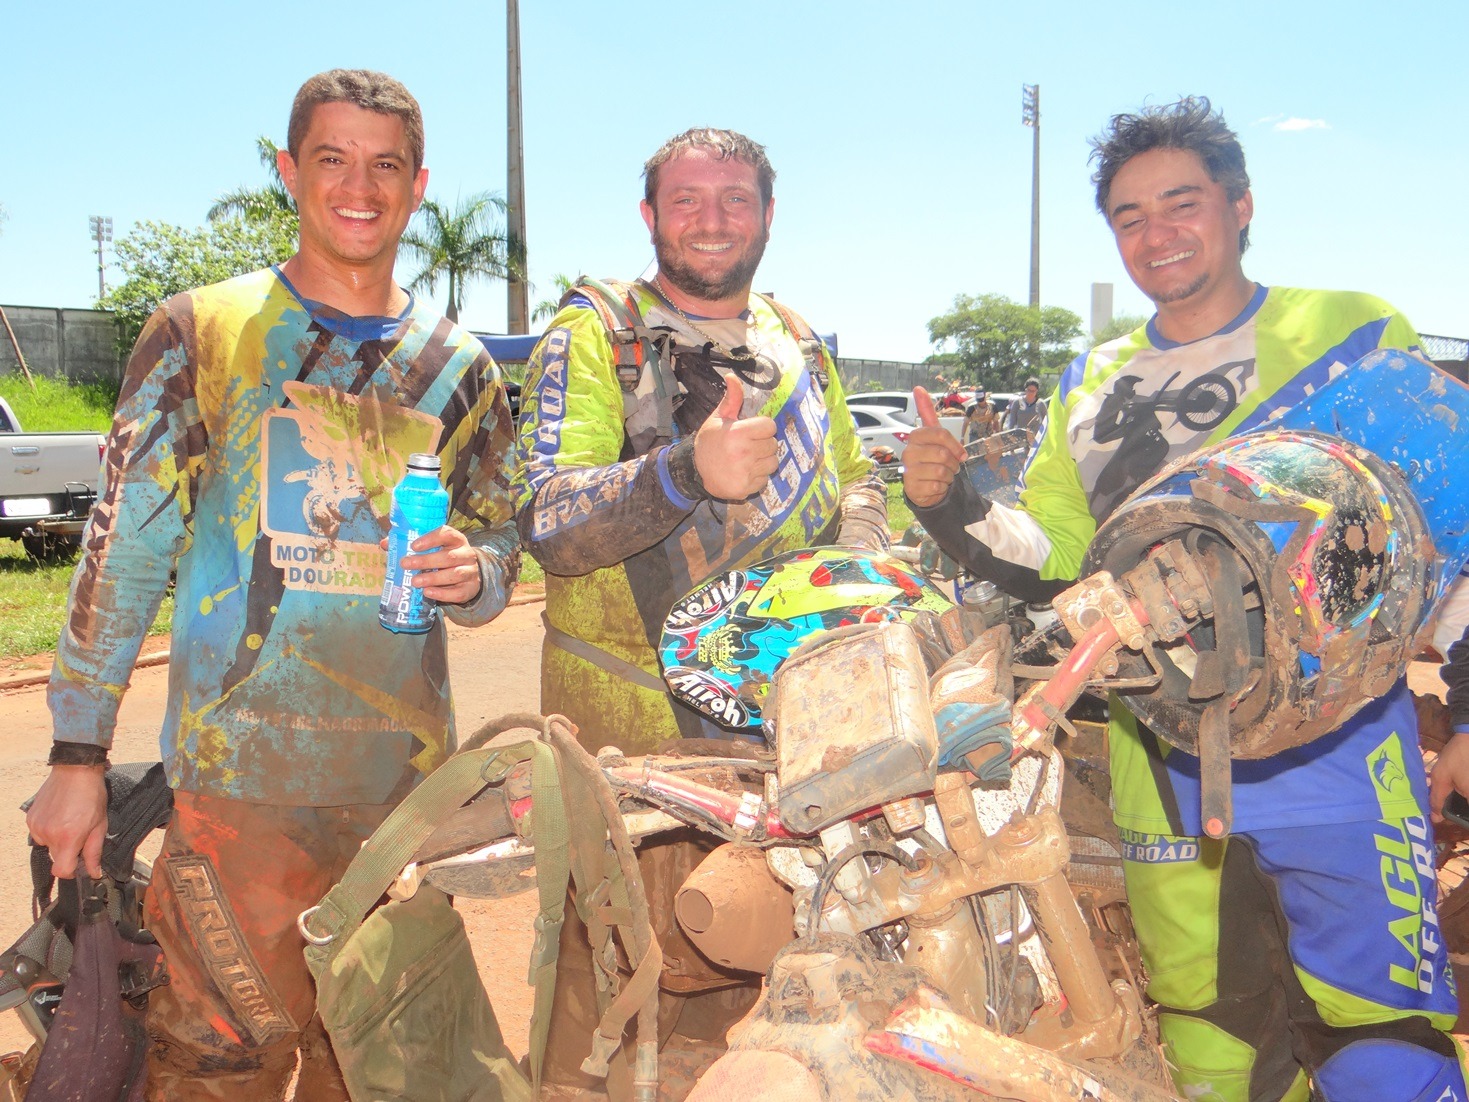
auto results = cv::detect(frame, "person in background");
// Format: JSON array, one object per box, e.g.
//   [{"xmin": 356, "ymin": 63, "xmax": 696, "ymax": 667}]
[
  {"xmin": 961, "ymin": 392, "xmax": 997, "ymax": 447},
  {"xmin": 1002, "ymin": 375, "xmax": 1047, "ymax": 438}
]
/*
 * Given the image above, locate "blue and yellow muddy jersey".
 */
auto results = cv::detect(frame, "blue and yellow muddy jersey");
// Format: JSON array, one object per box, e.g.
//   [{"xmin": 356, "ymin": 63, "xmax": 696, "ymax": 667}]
[
  {"xmin": 1027, "ymin": 286, "xmax": 1426, "ymax": 834},
  {"xmin": 513, "ymin": 282, "xmax": 883, "ymax": 752},
  {"xmin": 49, "ymin": 268, "xmax": 518, "ymax": 805}
]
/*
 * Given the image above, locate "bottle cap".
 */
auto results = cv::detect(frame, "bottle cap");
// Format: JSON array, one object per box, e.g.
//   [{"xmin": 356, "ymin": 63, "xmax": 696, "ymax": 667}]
[{"xmin": 407, "ymin": 452, "xmax": 441, "ymax": 472}]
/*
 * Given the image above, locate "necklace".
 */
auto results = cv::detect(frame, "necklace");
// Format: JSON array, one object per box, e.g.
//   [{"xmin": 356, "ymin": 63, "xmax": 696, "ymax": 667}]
[{"xmin": 647, "ymin": 276, "xmax": 755, "ymax": 359}]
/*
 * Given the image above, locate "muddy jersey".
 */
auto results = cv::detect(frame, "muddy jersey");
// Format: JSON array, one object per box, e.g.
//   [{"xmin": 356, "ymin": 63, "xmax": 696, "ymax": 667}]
[
  {"xmin": 49, "ymin": 267, "xmax": 519, "ymax": 805},
  {"xmin": 514, "ymin": 281, "xmax": 886, "ymax": 752},
  {"xmin": 1004, "ymin": 285, "xmax": 1427, "ymax": 834}
]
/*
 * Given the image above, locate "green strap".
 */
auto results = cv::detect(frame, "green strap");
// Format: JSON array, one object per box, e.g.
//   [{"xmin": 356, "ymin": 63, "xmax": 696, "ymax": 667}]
[
  {"xmin": 302, "ymin": 724, "xmax": 575, "ymax": 1093},
  {"xmin": 302, "ymin": 735, "xmax": 564, "ymax": 967},
  {"xmin": 574, "ymin": 276, "xmax": 678, "ymax": 441},
  {"xmin": 526, "ymin": 727, "xmax": 571, "ymax": 1095}
]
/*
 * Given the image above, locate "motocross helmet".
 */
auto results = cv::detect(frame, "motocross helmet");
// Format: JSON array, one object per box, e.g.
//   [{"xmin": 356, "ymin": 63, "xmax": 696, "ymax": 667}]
[
  {"xmin": 1085, "ymin": 428, "xmax": 1432, "ymax": 759},
  {"xmin": 660, "ymin": 547, "xmax": 954, "ymax": 733}
]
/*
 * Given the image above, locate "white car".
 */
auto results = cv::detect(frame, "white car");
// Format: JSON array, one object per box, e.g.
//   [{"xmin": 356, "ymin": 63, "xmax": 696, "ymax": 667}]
[
  {"xmin": 846, "ymin": 391, "xmax": 922, "ymax": 425},
  {"xmin": 850, "ymin": 406, "xmax": 914, "ymax": 458}
]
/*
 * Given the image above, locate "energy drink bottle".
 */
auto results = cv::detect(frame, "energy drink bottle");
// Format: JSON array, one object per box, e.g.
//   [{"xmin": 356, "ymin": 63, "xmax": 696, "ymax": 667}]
[{"xmin": 379, "ymin": 453, "xmax": 450, "ymax": 634}]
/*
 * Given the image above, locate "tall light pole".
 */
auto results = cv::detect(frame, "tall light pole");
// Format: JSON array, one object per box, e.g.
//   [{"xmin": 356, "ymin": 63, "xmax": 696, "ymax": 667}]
[
  {"xmin": 505, "ymin": 0, "xmax": 529, "ymax": 334},
  {"xmin": 89, "ymin": 215, "xmax": 113, "ymax": 300},
  {"xmin": 1021, "ymin": 84, "xmax": 1040, "ymax": 310}
]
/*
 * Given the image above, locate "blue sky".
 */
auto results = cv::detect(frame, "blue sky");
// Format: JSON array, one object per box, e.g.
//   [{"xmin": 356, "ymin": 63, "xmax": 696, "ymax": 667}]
[{"xmin": 1, "ymin": 1, "xmax": 1465, "ymax": 363}]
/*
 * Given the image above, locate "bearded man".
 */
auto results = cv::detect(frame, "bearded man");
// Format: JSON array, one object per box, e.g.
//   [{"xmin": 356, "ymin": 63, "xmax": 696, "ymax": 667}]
[{"xmin": 512, "ymin": 127, "xmax": 886, "ymax": 1096}]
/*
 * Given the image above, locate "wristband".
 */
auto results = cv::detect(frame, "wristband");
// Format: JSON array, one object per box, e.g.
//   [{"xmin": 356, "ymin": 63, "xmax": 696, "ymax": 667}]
[
  {"xmin": 47, "ymin": 742, "xmax": 109, "ymax": 767},
  {"xmin": 665, "ymin": 438, "xmax": 710, "ymax": 502}
]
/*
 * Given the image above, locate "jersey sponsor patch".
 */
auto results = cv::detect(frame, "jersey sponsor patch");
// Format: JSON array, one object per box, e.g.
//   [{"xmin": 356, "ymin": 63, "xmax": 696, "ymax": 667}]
[{"xmin": 260, "ymin": 381, "xmax": 442, "ymax": 593}]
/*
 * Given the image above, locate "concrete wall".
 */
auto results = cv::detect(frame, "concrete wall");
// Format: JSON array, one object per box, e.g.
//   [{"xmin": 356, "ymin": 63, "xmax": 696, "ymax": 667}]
[{"xmin": 0, "ymin": 305, "xmax": 122, "ymax": 385}]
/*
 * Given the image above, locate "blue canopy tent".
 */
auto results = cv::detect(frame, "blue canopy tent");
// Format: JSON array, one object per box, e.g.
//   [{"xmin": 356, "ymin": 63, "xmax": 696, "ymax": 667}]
[
  {"xmin": 473, "ymin": 330, "xmax": 839, "ymax": 367},
  {"xmin": 475, "ymin": 329, "xmax": 839, "ymax": 424}
]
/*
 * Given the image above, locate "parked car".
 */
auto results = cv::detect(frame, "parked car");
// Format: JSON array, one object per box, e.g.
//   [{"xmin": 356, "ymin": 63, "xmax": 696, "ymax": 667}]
[
  {"xmin": 0, "ymin": 395, "xmax": 104, "ymax": 560},
  {"xmin": 850, "ymin": 406, "xmax": 914, "ymax": 458},
  {"xmin": 987, "ymin": 392, "xmax": 1019, "ymax": 418},
  {"xmin": 848, "ymin": 388, "xmax": 1020, "ymax": 423},
  {"xmin": 846, "ymin": 391, "xmax": 922, "ymax": 425}
]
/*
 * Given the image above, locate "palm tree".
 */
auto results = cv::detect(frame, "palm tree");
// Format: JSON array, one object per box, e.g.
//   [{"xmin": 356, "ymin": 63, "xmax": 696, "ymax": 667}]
[
  {"xmin": 532, "ymin": 273, "xmax": 578, "ymax": 323},
  {"xmin": 209, "ymin": 137, "xmax": 296, "ymax": 225},
  {"xmin": 400, "ymin": 193, "xmax": 519, "ymax": 324}
]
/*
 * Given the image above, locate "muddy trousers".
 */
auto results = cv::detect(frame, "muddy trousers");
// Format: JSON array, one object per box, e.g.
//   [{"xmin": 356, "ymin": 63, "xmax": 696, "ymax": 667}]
[
  {"xmin": 141, "ymin": 791, "xmax": 394, "ymax": 1102},
  {"xmin": 1123, "ymin": 820, "xmax": 1467, "ymax": 1102}
]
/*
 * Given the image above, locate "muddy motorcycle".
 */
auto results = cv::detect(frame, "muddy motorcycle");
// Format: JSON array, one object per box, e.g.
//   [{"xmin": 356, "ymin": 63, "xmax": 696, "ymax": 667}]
[
  {"xmin": 415, "ymin": 583, "xmax": 1181, "ymax": 1102},
  {"xmin": 344, "ymin": 349, "xmax": 1463, "ymax": 1102}
]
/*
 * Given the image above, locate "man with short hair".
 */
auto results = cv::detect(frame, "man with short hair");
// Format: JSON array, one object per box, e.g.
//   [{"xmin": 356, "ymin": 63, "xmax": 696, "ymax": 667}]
[
  {"xmin": 514, "ymin": 127, "xmax": 886, "ymax": 1095},
  {"xmin": 28, "ymin": 69, "xmax": 519, "ymax": 1099},
  {"xmin": 903, "ymin": 97, "xmax": 1469, "ymax": 1101},
  {"xmin": 1003, "ymin": 375, "xmax": 1046, "ymax": 437},
  {"xmin": 515, "ymin": 127, "xmax": 885, "ymax": 754}
]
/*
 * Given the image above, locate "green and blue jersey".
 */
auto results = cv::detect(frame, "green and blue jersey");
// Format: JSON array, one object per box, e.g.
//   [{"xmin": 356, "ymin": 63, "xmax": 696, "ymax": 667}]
[{"xmin": 513, "ymin": 282, "xmax": 885, "ymax": 752}]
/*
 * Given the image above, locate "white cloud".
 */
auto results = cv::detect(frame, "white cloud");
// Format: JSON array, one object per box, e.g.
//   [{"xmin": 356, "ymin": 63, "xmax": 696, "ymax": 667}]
[{"xmin": 1273, "ymin": 117, "xmax": 1330, "ymax": 132}]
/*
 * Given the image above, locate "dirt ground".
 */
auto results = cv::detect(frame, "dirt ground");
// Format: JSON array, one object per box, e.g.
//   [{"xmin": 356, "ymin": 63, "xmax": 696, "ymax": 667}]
[
  {"xmin": 0, "ymin": 595, "xmax": 548, "ymax": 1061},
  {"xmin": 0, "ymin": 600, "xmax": 1459, "ymax": 1076}
]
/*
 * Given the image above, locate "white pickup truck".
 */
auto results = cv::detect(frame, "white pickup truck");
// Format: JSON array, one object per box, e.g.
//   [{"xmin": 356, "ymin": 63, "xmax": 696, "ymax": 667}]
[{"xmin": 0, "ymin": 395, "xmax": 104, "ymax": 559}]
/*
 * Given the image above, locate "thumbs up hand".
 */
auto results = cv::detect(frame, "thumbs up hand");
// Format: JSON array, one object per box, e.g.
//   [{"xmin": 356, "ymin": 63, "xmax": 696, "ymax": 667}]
[
  {"xmin": 694, "ymin": 374, "xmax": 780, "ymax": 501},
  {"xmin": 902, "ymin": 386, "xmax": 967, "ymax": 508}
]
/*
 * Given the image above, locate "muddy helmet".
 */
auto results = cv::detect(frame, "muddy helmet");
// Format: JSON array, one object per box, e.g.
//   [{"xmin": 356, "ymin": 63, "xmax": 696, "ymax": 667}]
[
  {"xmin": 660, "ymin": 547, "xmax": 954, "ymax": 732},
  {"xmin": 1085, "ymin": 428, "xmax": 1433, "ymax": 758}
]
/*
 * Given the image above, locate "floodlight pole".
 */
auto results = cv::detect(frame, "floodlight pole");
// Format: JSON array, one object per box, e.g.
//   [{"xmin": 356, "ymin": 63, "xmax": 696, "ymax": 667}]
[
  {"xmin": 1021, "ymin": 84, "xmax": 1040, "ymax": 310},
  {"xmin": 89, "ymin": 214, "xmax": 113, "ymax": 300},
  {"xmin": 506, "ymin": 0, "xmax": 529, "ymax": 334}
]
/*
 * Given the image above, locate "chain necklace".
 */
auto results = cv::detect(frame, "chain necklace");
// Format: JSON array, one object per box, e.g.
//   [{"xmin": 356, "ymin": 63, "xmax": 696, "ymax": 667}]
[{"xmin": 647, "ymin": 276, "xmax": 756, "ymax": 361}]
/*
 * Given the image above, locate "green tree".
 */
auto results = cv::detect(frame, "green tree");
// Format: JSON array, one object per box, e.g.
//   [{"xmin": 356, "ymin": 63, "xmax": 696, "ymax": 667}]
[
  {"xmin": 98, "ymin": 216, "xmax": 296, "ymax": 348},
  {"xmin": 532, "ymin": 273, "xmax": 578, "ymax": 323},
  {"xmin": 1091, "ymin": 312, "xmax": 1148, "ymax": 346},
  {"xmin": 400, "ymin": 193, "xmax": 519, "ymax": 324},
  {"xmin": 927, "ymin": 293, "xmax": 1083, "ymax": 390},
  {"xmin": 209, "ymin": 137, "xmax": 298, "ymax": 232}
]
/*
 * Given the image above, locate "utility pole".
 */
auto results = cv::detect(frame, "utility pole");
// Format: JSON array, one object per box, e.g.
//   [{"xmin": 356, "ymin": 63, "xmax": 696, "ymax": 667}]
[
  {"xmin": 89, "ymin": 215, "xmax": 113, "ymax": 300},
  {"xmin": 505, "ymin": 0, "xmax": 529, "ymax": 334},
  {"xmin": 1021, "ymin": 84, "xmax": 1040, "ymax": 309}
]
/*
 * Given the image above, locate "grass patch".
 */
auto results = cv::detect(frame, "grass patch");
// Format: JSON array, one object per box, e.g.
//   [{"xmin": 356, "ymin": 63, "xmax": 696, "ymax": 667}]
[
  {"xmin": 887, "ymin": 481, "xmax": 914, "ymax": 536},
  {"xmin": 0, "ymin": 541, "xmax": 173, "ymax": 660},
  {"xmin": 0, "ymin": 373, "xmax": 161, "ymax": 660},
  {"xmin": 0, "ymin": 373, "xmax": 118, "ymax": 432}
]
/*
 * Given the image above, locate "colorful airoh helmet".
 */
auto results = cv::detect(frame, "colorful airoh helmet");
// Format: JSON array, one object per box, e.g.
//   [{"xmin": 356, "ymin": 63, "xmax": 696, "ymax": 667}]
[
  {"xmin": 660, "ymin": 547, "xmax": 954, "ymax": 733},
  {"xmin": 1085, "ymin": 428, "xmax": 1433, "ymax": 759}
]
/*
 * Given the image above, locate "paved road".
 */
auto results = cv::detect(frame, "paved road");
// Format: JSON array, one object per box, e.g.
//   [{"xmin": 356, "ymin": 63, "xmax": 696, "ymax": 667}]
[{"xmin": 0, "ymin": 599, "xmax": 549, "ymax": 1060}]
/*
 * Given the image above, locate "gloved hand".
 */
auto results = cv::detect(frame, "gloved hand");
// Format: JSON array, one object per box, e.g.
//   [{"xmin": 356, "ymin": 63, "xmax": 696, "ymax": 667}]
[{"xmin": 927, "ymin": 625, "xmax": 1015, "ymax": 777}]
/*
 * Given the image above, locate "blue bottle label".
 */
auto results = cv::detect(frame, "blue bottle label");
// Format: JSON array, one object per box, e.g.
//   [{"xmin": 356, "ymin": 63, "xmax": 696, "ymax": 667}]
[{"xmin": 379, "ymin": 469, "xmax": 450, "ymax": 634}]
